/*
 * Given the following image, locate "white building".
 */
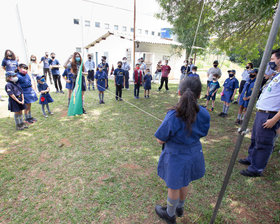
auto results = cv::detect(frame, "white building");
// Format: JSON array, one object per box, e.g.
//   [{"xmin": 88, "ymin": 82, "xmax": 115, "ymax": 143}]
[{"xmin": 0, "ymin": 0, "xmax": 185, "ymax": 78}]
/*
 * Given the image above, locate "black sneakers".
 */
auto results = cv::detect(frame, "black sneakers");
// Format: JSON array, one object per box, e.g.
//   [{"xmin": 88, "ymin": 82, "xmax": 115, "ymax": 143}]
[
  {"xmin": 238, "ymin": 159, "xmax": 251, "ymax": 165},
  {"xmin": 155, "ymin": 205, "xmax": 176, "ymax": 224},
  {"xmin": 176, "ymin": 207, "xmax": 184, "ymax": 217}
]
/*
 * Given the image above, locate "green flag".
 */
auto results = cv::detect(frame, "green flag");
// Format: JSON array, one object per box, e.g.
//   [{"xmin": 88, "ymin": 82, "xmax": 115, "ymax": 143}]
[{"xmin": 68, "ymin": 61, "xmax": 83, "ymax": 116}]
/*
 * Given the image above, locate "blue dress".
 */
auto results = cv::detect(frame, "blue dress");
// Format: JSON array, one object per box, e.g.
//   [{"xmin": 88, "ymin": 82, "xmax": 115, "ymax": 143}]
[
  {"xmin": 221, "ymin": 77, "xmax": 239, "ymax": 103},
  {"xmin": 239, "ymin": 78, "xmax": 256, "ymax": 108},
  {"xmin": 17, "ymin": 72, "xmax": 38, "ymax": 104},
  {"xmin": 62, "ymin": 68, "xmax": 74, "ymax": 90},
  {"xmin": 95, "ymin": 70, "xmax": 107, "ymax": 91},
  {"xmin": 37, "ymin": 83, "xmax": 54, "ymax": 105},
  {"xmin": 155, "ymin": 107, "xmax": 210, "ymax": 189},
  {"xmin": 144, "ymin": 74, "xmax": 152, "ymax": 90},
  {"xmin": 5, "ymin": 81, "xmax": 26, "ymax": 112}
]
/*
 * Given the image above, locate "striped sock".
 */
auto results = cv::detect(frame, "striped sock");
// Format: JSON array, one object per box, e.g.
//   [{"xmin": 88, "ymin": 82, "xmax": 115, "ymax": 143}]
[
  {"xmin": 225, "ymin": 106, "xmax": 229, "ymax": 114},
  {"xmin": 177, "ymin": 200, "xmax": 185, "ymax": 209},
  {"xmin": 222, "ymin": 104, "xmax": 226, "ymax": 113},
  {"xmin": 166, "ymin": 197, "xmax": 179, "ymax": 217},
  {"xmin": 14, "ymin": 114, "xmax": 19, "ymax": 125}
]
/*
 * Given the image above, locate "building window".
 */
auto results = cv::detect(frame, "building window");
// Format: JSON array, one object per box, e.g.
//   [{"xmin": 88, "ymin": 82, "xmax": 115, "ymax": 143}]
[
  {"xmin": 145, "ymin": 30, "xmax": 148, "ymax": 35},
  {"xmin": 85, "ymin": 20, "xmax": 90, "ymax": 27},
  {"xmin": 131, "ymin": 28, "xmax": 134, "ymax": 32},
  {"xmin": 138, "ymin": 29, "xmax": 142, "ymax": 34},
  {"xmin": 114, "ymin": 25, "xmax": 119, "ymax": 30},
  {"xmin": 151, "ymin": 31, "xmax": 155, "ymax": 36},
  {"xmin": 73, "ymin": 19, "xmax": 80, "ymax": 25},
  {"xmin": 122, "ymin": 26, "xmax": 127, "ymax": 32},
  {"xmin": 95, "ymin": 22, "xmax": 100, "ymax": 28},
  {"xmin": 158, "ymin": 32, "xmax": 161, "ymax": 37},
  {"xmin": 104, "ymin": 23, "xmax": 110, "ymax": 29},
  {"xmin": 76, "ymin": 47, "xmax": 82, "ymax": 53}
]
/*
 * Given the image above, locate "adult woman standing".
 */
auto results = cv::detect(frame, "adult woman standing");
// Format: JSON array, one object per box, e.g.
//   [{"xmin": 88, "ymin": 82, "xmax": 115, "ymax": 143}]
[
  {"xmin": 1, "ymin": 50, "xmax": 18, "ymax": 101},
  {"xmin": 28, "ymin": 55, "xmax": 40, "ymax": 92},
  {"xmin": 70, "ymin": 52, "xmax": 88, "ymax": 114}
]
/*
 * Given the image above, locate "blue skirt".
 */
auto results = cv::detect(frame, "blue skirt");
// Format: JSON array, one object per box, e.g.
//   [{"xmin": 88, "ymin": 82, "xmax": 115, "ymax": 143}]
[
  {"xmin": 221, "ymin": 90, "xmax": 234, "ymax": 103},
  {"xmin": 97, "ymin": 80, "xmax": 106, "ymax": 91},
  {"xmin": 144, "ymin": 82, "xmax": 151, "ymax": 90},
  {"xmin": 39, "ymin": 93, "xmax": 54, "ymax": 105},
  {"xmin": 23, "ymin": 87, "xmax": 38, "ymax": 104},
  {"xmin": 157, "ymin": 141, "xmax": 205, "ymax": 189},
  {"xmin": 8, "ymin": 97, "xmax": 26, "ymax": 112},
  {"xmin": 65, "ymin": 81, "xmax": 73, "ymax": 90},
  {"xmin": 239, "ymin": 95, "xmax": 249, "ymax": 108}
]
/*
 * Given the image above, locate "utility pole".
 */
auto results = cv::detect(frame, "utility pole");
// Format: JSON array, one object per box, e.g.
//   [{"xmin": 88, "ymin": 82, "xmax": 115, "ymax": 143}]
[
  {"xmin": 16, "ymin": 0, "xmax": 29, "ymax": 64},
  {"xmin": 133, "ymin": 0, "xmax": 136, "ymax": 69}
]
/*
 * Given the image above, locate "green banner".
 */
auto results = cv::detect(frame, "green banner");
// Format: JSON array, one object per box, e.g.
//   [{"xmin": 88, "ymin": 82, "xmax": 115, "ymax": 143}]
[{"xmin": 67, "ymin": 61, "xmax": 83, "ymax": 116}]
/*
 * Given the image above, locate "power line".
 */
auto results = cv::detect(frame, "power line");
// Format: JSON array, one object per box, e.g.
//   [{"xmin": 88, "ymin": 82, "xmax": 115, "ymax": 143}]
[{"xmin": 81, "ymin": 0, "xmax": 155, "ymax": 17}]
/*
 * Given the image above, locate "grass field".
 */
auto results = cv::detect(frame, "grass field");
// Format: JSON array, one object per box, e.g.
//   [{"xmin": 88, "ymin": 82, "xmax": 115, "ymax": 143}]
[{"xmin": 0, "ymin": 81, "xmax": 279, "ymax": 224}]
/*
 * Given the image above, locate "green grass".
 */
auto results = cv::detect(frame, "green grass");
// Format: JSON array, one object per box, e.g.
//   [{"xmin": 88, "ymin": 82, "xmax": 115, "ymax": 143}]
[{"xmin": 0, "ymin": 80, "xmax": 279, "ymax": 224}]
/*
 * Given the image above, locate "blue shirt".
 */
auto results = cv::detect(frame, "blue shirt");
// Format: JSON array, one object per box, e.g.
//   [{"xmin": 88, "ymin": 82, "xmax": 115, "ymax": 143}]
[
  {"xmin": 188, "ymin": 72, "xmax": 199, "ymax": 78},
  {"xmin": 256, "ymin": 72, "xmax": 280, "ymax": 111},
  {"xmin": 2, "ymin": 59, "xmax": 18, "ymax": 72},
  {"xmin": 155, "ymin": 107, "xmax": 210, "ymax": 152},
  {"xmin": 49, "ymin": 59, "xmax": 60, "ymax": 75},
  {"xmin": 17, "ymin": 72, "xmax": 32, "ymax": 89},
  {"xmin": 85, "ymin": 60, "xmax": 95, "ymax": 71},
  {"xmin": 208, "ymin": 81, "xmax": 220, "ymax": 94},
  {"xmin": 144, "ymin": 73, "xmax": 152, "ymax": 83},
  {"xmin": 5, "ymin": 81, "xmax": 23, "ymax": 97},
  {"xmin": 95, "ymin": 70, "xmax": 107, "ymax": 80},
  {"xmin": 241, "ymin": 78, "xmax": 256, "ymax": 98},
  {"xmin": 37, "ymin": 82, "xmax": 49, "ymax": 92},
  {"xmin": 40, "ymin": 56, "xmax": 50, "ymax": 68},
  {"xmin": 114, "ymin": 68, "xmax": 125, "ymax": 85},
  {"xmin": 223, "ymin": 77, "xmax": 239, "ymax": 91},
  {"xmin": 181, "ymin": 65, "xmax": 188, "ymax": 75}
]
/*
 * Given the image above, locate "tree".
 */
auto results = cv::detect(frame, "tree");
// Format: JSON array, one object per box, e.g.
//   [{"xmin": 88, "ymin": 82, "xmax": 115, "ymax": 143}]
[
  {"xmin": 156, "ymin": 0, "xmax": 280, "ymax": 63},
  {"xmin": 156, "ymin": 0, "xmax": 216, "ymax": 59}
]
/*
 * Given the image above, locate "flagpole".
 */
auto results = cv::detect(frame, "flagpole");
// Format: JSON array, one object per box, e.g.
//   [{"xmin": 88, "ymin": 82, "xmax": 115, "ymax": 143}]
[{"xmin": 133, "ymin": 0, "xmax": 136, "ymax": 69}]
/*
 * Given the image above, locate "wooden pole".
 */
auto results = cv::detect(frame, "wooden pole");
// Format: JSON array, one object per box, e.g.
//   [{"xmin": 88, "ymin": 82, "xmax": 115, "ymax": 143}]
[{"xmin": 133, "ymin": 0, "xmax": 136, "ymax": 69}]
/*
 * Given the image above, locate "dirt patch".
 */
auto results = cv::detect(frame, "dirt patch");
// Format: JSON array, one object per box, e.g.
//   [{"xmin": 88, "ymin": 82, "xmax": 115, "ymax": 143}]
[
  {"xmin": 59, "ymin": 138, "xmax": 72, "ymax": 147},
  {"xmin": 60, "ymin": 110, "xmax": 68, "ymax": 118},
  {"xmin": 121, "ymin": 163, "xmax": 141, "ymax": 170}
]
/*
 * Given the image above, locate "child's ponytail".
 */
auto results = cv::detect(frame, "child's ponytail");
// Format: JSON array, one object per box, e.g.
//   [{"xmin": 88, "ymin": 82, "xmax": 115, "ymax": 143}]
[{"xmin": 174, "ymin": 77, "xmax": 202, "ymax": 131}]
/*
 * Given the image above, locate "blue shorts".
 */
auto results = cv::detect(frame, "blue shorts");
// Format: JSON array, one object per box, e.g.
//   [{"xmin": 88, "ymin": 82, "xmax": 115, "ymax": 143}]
[{"xmin": 207, "ymin": 93, "xmax": 216, "ymax": 101}]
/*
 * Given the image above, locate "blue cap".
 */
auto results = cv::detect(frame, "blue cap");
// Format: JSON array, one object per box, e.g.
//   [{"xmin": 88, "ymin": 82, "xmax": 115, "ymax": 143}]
[
  {"xmin": 231, "ymin": 69, "xmax": 236, "ymax": 74},
  {"xmin": 249, "ymin": 69, "xmax": 258, "ymax": 74},
  {"xmin": 36, "ymin": 75, "xmax": 44, "ymax": 80},
  {"xmin": 5, "ymin": 71, "xmax": 16, "ymax": 77}
]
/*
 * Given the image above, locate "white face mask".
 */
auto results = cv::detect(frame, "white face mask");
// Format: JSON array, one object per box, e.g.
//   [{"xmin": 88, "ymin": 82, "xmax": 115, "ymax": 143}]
[{"xmin": 11, "ymin": 77, "xmax": 18, "ymax": 82}]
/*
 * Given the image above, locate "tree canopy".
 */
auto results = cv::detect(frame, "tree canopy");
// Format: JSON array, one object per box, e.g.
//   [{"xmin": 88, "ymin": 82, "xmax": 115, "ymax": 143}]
[{"xmin": 157, "ymin": 0, "xmax": 280, "ymax": 64}]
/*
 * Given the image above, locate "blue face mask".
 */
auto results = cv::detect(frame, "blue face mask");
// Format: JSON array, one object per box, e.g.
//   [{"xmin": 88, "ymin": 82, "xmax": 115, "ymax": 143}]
[
  {"xmin": 41, "ymin": 78, "xmax": 45, "ymax": 82},
  {"xmin": 229, "ymin": 74, "xmax": 234, "ymax": 78},
  {"xmin": 75, "ymin": 57, "xmax": 81, "ymax": 62},
  {"xmin": 269, "ymin": 61, "xmax": 277, "ymax": 70}
]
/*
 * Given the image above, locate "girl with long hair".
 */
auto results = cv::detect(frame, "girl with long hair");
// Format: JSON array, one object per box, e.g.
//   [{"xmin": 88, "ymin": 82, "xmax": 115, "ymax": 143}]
[{"xmin": 154, "ymin": 77, "xmax": 210, "ymax": 224}]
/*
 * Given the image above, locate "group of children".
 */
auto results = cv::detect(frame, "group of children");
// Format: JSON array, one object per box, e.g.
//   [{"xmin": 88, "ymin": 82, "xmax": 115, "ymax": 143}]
[{"xmin": 202, "ymin": 68, "xmax": 258, "ymax": 125}]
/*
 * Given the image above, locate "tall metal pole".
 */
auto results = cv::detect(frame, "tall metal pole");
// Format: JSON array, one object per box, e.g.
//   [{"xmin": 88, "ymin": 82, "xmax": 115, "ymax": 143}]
[
  {"xmin": 133, "ymin": 0, "xmax": 136, "ymax": 69},
  {"xmin": 210, "ymin": 1, "xmax": 280, "ymax": 223},
  {"xmin": 16, "ymin": 0, "xmax": 29, "ymax": 64}
]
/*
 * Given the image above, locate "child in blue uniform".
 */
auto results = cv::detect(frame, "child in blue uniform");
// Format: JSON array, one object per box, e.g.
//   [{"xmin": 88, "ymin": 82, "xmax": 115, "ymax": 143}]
[
  {"xmin": 235, "ymin": 69, "xmax": 257, "ymax": 124},
  {"xmin": 95, "ymin": 65, "xmax": 107, "ymax": 104},
  {"xmin": 188, "ymin": 66, "xmax": 199, "ymax": 78},
  {"xmin": 154, "ymin": 77, "xmax": 210, "ymax": 224},
  {"xmin": 5, "ymin": 71, "xmax": 28, "ymax": 130},
  {"xmin": 114, "ymin": 61, "xmax": 125, "ymax": 101},
  {"xmin": 62, "ymin": 67, "xmax": 74, "ymax": 106},
  {"xmin": 37, "ymin": 76, "xmax": 54, "ymax": 117},
  {"xmin": 205, "ymin": 73, "xmax": 220, "ymax": 111},
  {"xmin": 219, "ymin": 70, "xmax": 239, "ymax": 117},
  {"xmin": 144, "ymin": 68, "xmax": 152, "ymax": 98},
  {"xmin": 17, "ymin": 63, "xmax": 38, "ymax": 124}
]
